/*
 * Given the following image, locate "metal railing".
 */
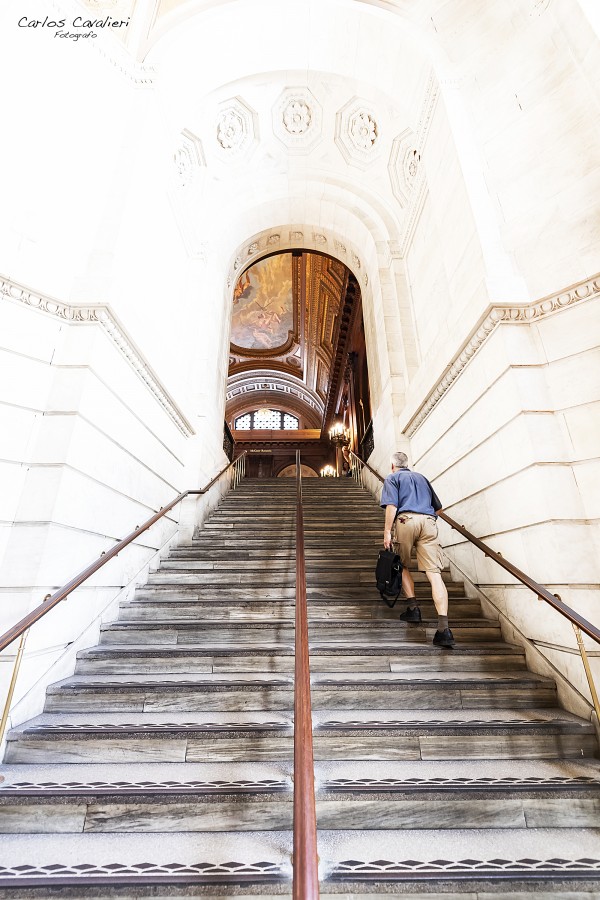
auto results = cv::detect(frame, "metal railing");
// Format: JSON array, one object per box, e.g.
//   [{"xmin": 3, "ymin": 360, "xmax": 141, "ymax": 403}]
[
  {"xmin": 0, "ymin": 452, "xmax": 247, "ymax": 744},
  {"xmin": 348, "ymin": 448, "xmax": 600, "ymax": 721},
  {"xmin": 293, "ymin": 450, "xmax": 319, "ymax": 899},
  {"xmin": 223, "ymin": 420, "xmax": 234, "ymax": 462}
]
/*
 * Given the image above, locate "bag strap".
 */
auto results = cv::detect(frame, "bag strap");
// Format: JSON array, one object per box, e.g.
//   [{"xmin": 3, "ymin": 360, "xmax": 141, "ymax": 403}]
[{"xmin": 380, "ymin": 590, "xmax": 401, "ymax": 609}]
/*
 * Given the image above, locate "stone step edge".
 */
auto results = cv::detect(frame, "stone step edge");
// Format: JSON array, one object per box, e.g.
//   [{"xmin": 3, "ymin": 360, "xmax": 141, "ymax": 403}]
[
  {"xmin": 2, "ymin": 776, "xmax": 600, "ymax": 800},
  {"xmin": 326, "ymin": 859, "xmax": 600, "ymax": 885},
  {"xmin": 13, "ymin": 719, "xmax": 593, "ymax": 739},
  {"xmin": 79, "ymin": 643, "xmax": 525, "ymax": 656},
  {"xmin": 0, "ymin": 866, "xmax": 285, "ymax": 889},
  {"xmin": 47, "ymin": 676, "xmax": 555, "ymax": 693},
  {"xmin": 103, "ymin": 619, "xmax": 499, "ymax": 629}
]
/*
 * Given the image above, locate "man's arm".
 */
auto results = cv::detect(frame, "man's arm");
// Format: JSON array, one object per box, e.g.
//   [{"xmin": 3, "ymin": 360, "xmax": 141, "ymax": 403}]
[
  {"xmin": 429, "ymin": 481, "xmax": 442, "ymax": 514},
  {"xmin": 383, "ymin": 504, "xmax": 397, "ymax": 549}
]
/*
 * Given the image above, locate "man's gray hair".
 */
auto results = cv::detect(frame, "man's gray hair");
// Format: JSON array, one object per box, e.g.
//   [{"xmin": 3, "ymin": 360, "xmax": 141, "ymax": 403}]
[{"xmin": 391, "ymin": 451, "xmax": 409, "ymax": 469}]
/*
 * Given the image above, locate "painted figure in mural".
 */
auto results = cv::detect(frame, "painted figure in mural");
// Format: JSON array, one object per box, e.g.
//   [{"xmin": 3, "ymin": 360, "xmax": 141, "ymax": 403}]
[
  {"xmin": 231, "ymin": 254, "xmax": 293, "ymax": 351},
  {"xmin": 381, "ymin": 451, "xmax": 455, "ymax": 648},
  {"xmin": 233, "ymin": 271, "xmax": 252, "ymax": 304}
]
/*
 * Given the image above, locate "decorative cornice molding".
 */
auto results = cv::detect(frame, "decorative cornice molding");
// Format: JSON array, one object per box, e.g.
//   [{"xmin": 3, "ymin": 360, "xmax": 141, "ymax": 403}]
[
  {"xmin": 49, "ymin": 0, "xmax": 154, "ymax": 86},
  {"xmin": 404, "ymin": 274, "xmax": 600, "ymax": 438},
  {"xmin": 0, "ymin": 276, "xmax": 194, "ymax": 438}
]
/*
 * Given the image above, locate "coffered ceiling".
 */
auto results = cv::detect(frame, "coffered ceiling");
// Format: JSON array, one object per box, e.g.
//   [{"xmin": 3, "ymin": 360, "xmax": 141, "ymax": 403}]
[{"xmin": 226, "ymin": 251, "xmax": 354, "ymax": 429}]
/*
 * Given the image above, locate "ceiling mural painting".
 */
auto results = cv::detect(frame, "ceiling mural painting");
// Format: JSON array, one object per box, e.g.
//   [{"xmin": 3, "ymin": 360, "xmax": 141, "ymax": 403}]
[
  {"xmin": 231, "ymin": 253, "xmax": 295, "ymax": 352},
  {"xmin": 227, "ymin": 250, "xmax": 356, "ymax": 432}
]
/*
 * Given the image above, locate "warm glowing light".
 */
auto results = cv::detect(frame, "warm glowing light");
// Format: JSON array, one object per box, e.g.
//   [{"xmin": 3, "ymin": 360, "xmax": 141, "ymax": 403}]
[
  {"xmin": 329, "ymin": 422, "xmax": 350, "ymax": 444},
  {"xmin": 320, "ymin": 465, "xmax": 336, "ymax": 477}
]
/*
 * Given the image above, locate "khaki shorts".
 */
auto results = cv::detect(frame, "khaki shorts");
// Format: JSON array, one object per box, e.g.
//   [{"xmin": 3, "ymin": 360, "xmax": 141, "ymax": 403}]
[{"xmin": 392, "ymin": 513, "xmax": 445, "ymax": 573}]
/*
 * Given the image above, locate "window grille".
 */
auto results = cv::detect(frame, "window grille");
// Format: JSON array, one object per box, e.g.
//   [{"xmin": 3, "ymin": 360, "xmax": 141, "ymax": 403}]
[
  {"xmin": 234, "ymin": 410, "xmax": 299, "ymax": 430},
  {"xmin": 235, "ymin": 413, "xmax": 252, "ymax": 430}
]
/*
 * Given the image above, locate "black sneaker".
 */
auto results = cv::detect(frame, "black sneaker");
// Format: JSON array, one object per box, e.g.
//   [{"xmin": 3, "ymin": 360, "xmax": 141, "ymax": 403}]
[
  {"xmin": 399, "ymin": 607, "xmax": 422, "ymax": 623},
  {"xmin": 433, "ymin": 627, "xmax": 455, "ymax": 648}
]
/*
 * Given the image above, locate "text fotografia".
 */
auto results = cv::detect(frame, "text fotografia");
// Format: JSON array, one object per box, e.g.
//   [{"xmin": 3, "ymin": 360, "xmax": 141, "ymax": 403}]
[{"xmin": 18, "ymin": 16, "xmax": 130, "ymax": 41}]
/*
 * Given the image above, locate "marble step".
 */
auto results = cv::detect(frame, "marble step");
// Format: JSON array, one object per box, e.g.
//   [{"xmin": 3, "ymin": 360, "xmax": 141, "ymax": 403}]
[
  {"xmin": 144, "ymin": 569, "xmax": 457, "ymax": 586},
  {"xmin": 171, "ymin": 556, "xmax": 435, "ymax": 570},
  {"xmin": 100, "ymin": 620, "xmax": 502, "ymax": 645},
  {"xmin": 156, "ymin": 559, "xmax": 383, "ymax": 571},
  {"xmin": 309, "ymin": 709, "xmax": 598, "ymax": 762},
  {"xmin": 202, "ymin": 522, "xmax": 297, "ymax": 531},
  {"xmin": 5, "ymin": 710, "xmax": 596, "ymax": 765},
  {"xmin": 5, "ymin": 719, "xmax": 295, "ymax": 765},
  {"xmin": 169, "ymin": 548, "xmax": 298, "ymax": 558},
  {"xmin": 3, "ymin": 775, "xmax": 600, "ymax": 834},
  {"xmin": 44, "ymin": 672, "xmax": 557, "ymax": 713},
  {"xmin": 159, "ymin": 558, "xmax": 384, "ymax": 569},
  {"xmin": 122, "ymin": 600, "xmax": 482, "ymax": 620},
  {"xmin": 135, "ymin": 580, "xmax": 464, "ymax": 596},
  {"xmin": 211, "ymin": 503, "xmax": 376, "ymax": 513},
  {"xmin": 0, "ymin": 831, "xmax": 289, "ymax": 891},
  {"xmin": 319, "ymin": 827, "xmax": 600, "ymax": 892},
  {"xmin": 169, "ymin": 547, "xmax": 397, "ymax": 557},
  {"xmin": 76, "ymin": 643, "xmax": 528, "ymax": 675},
  {"xmin": 204, "ymin": 518, "xmax": 381, "ymax": 528}
]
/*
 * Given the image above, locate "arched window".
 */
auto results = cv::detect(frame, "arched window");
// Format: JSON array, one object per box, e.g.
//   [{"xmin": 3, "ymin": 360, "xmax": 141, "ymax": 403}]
[{"xmin": 234, "ymin": 409, "xmax": 299, "ymax": 430}]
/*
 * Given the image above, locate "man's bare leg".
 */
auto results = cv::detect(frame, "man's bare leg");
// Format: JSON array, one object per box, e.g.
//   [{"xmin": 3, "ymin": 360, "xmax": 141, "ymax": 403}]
[
  {"xmin": 401, "ymin": 567, "xmax": 415, "ymax": 600},
  {"xmin": 426, "ymin": 571, "xmax": 448, "ymax": 616}
]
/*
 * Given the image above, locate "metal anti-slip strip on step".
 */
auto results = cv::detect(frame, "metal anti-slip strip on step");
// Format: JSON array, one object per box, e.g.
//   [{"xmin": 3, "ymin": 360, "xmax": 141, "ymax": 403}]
[
  {"xmin": 323, "ymin": 775, "xmax": 600, "ymax": 792},
  {"xmin": 0, "ymin": 778, "xmax": 288, "ymax": 792},
  {"xmin": 24, "ymin": 721, "xmax": 292, "ymax": 735},
  {"xmin": 0, "ymin": 861, "xmax": 285, "ymax": 887},
  {"xmin": 56, "ymin": 679, "xmax": 292, "ymax": 690},
  {"xmin": 0, "ymin": 779, "xmax": 290, "ymax": 797},
  {"xmin": 317, "ymin": 718, "xmax": 593, "ymax": 733},
  {"xmin": 329, "ymin": 857, "xmax": 600, "ymax": 883}
]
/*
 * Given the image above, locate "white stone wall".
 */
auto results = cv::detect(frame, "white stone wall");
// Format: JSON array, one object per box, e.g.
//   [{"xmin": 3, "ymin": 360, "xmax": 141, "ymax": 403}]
[
  {"xmin": 0, "ymin": 286, "xmax": 197, "ymax": 727},
  {"xmin": 402, "ymin": 284, "xmax": 600, "ymax": 709},
  {"xmin": 1, "ymin": 0, "xmax": 599, "ymax": 726}
]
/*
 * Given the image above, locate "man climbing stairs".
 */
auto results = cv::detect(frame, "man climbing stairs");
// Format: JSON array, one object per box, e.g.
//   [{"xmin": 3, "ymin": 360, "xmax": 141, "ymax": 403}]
[{"xmin": 0, "ymin": 476, "xmax": 599, "ymax": 895}]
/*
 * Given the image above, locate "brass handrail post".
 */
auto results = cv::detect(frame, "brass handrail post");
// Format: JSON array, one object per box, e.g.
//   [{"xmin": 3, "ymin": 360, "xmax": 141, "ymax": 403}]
[
  {"xmin": 0, "ymin": 629, "xmax": 29, "ymax": 745},
  {"xmin": 293, "ymin": 449, "xmax": 319, "ymax": 899},
  {"xmin": 573, "ymin": 623, "xmax": 600, "ymax": 724}
]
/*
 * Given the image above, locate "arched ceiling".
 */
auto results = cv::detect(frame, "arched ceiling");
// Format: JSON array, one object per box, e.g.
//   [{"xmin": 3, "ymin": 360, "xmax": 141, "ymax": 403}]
[{"xmin": 226, "ymin": 250, "xmax": 358, "ymax": 430}]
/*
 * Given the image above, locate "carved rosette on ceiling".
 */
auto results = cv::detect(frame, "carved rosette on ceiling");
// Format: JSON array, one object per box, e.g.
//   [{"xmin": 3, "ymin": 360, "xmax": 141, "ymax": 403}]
[
  {"xmin": 273, "ymin": 88, "xmax": 322, "ymax": 153},
  {"xmin": 335, "ymin": 98, "xmax": 381, "ymax": 169},
  {"xmin": 170, "ymin": 129, "xmax": 208, "ymax": 260},
  {"xmin": 216, "ymin": 97, "xmax": 258, "ymax": 158},
  {"xmin": 173, "ymin": 129, "xmax": 205, "ymax": 189},
  {"xmin": 388, "ymin": 128, "xmax": 419, "ymax": 208}
]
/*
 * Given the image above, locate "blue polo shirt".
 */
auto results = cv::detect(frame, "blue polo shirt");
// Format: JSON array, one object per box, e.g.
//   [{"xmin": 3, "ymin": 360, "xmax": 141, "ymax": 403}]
[{"xmin": 381, "ymin": 468, "xmax": 442, "ymax": 517}]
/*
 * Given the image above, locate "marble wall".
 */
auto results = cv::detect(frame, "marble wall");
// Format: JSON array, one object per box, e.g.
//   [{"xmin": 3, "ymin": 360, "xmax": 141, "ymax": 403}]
[
  {"xmin": 400, "ymin": 283, "xmax": 600, "ymax": 711},
  {"xmin": 1, "ymin": 0, "xmax": 599, "ymax": 727}
]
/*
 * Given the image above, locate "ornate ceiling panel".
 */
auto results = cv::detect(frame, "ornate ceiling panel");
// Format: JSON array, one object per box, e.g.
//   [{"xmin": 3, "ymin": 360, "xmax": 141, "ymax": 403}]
[{"xmin": 227, "ymin": 251, "xmax": 351, "ymax": 428}]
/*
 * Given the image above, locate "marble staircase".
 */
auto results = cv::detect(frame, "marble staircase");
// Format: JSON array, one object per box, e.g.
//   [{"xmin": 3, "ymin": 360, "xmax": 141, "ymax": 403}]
[{"xmin": 1, "ymin": 477, "xmax": 599, "ymax": 897}]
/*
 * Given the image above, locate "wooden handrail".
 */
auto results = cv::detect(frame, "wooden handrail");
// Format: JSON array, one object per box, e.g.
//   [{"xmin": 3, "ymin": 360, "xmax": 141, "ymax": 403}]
[
  {"xmin": 0, "ymin": 453, "xmax": 247, "ymax": 654},
  {"xmin": 347, "ymin": 449, "xmax": 600, "ymax": 646},
  {"xmin": 293, "ymin": 450, "xmax": 319, "ymax": 899}
]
